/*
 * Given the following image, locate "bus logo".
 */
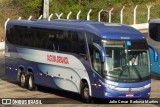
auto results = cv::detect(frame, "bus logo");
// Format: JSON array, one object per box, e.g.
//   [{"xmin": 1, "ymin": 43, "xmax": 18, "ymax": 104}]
[
  {"xmin": 2, "ymin": 99, "xmax": 11, "ymax": 105},
  {"xmin": 47, "ymin": 54, "xmax": 69, "ymax": 64},
  {"xmin": 128, "ymin": 88, "xmax": 132, "ymax": 91}
]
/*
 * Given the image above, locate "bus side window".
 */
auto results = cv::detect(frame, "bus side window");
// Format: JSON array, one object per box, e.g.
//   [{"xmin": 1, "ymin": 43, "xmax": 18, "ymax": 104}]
[
  {"xmin": 77, "ymin": 32, "xmax": 86, "ymax": 59},
  {"xmin": 7, "ymin": 26, "xmax": 16, "ymax": 44},
  {"xmin": 61, "ymin": 31, "xmax": 70, "ymax": 52},
  {"xmin": 93, "ymin": 49, "xmax": 101, "ymax": 74},
  {"xmin": 62, "ymin": 31, "xmax": 87, "ymax": 59},
  {"xmin": 67, "ymin": 31, "xmax": 76, "ymax": 53},
  {"xmin": 47, "ymin": 34, "xmax": 56, "ymax": 50},
  {"xmin": 46, "ymin": 29, "xmax": 64, "ymax": 51},
  {"xmin": 86, "ymin": 32, "xmax": 101, "ymax": 74},
  {"xmin": 12, "ymin": 25, "xmax": 28, "ymax": 46}
]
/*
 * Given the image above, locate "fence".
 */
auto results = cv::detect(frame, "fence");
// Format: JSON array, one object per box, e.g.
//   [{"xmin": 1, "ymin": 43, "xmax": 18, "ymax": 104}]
[
  {"xmin": 6, "ymin": 4, "xmax": 152, "ymax": 30},
  {"xmin": 2, "ymin": 5, "xmax": 151, "ymax": 50},
  {"xmin": 0, "ymin": 42, "xmax": 4, "ymax": 51}
]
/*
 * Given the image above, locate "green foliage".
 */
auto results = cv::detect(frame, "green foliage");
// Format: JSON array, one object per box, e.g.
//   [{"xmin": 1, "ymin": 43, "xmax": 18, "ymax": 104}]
[
  {"xmin": 1, "ymin": 0, "xmax": 160, "ymax": 40},
  {"xmin": 11, "ymin": 0, "xmax": 42, "ymax": 18},
  {"xmin": 0, "ymin": 0, "xmax": 160, "ymax": 25}
]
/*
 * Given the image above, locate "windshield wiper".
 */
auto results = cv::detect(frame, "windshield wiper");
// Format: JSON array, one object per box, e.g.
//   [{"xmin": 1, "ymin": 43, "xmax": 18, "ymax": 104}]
[
  {"xmin": 132, "ymin": 65, "xmax": 142, "ymax": 80},
  {"xmin": 117, "ymin": 64, "xmax": 129, "ymax": 82},
  {"xmin": 118, "ymin": 65, "xmax": 142, "ymax": 81}
]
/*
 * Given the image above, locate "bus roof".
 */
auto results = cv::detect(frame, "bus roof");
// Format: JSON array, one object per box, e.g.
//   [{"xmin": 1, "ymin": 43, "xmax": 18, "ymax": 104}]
[
  {"xmin": 7, "ymin": 19, "xmax": 145, "ymax": 40},
  {"xmin": 149, "ymin": 18, "xmax": 160, "ymax": 24}
]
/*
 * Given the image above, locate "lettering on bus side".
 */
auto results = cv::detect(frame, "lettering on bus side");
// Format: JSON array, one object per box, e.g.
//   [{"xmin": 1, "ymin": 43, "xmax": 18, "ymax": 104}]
[{"xmin": 47, "ymin": 55, "xmax": 69, "ymax": 64}]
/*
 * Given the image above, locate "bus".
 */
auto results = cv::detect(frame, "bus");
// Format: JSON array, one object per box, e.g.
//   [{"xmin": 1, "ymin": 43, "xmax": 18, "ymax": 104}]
[
  {"xmin": 5, "ymin": 19, "xmax": 155, "ymax": 103},
  {"xmin": 148, "ymin": 19, "xmax": 160, "ymax": 76}
]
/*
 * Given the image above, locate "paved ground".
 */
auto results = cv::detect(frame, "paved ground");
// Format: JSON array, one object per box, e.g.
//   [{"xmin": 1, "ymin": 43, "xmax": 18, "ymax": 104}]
[{"xmin": 0, "ymin": 31, "xmax": 160, "ymax": 107}]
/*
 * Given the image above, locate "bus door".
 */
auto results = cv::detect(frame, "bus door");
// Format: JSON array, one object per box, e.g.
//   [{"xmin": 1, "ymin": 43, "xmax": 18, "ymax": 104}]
[{"xmin": 90, "ymin": 43, "xmax": 106, "ymax": 97}]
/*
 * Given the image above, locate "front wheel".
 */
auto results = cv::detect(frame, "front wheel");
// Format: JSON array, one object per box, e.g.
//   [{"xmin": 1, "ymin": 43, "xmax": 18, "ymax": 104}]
[{"xmin": 81, "ymin": 83, "xmax": 92, "ymax": 103}]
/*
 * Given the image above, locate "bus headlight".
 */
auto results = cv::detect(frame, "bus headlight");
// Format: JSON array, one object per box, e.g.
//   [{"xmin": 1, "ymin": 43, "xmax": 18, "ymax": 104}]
[
  {"xmin": 106, "ymin": 84, "xmax": 116, "ymax": 89},
  {"xmin": 144, "ymin": 84, "xmax": 151, "ymax": 89},
  {"xmin": 99, "ymin": 80, "xmax": 116, "ymax": 89}
]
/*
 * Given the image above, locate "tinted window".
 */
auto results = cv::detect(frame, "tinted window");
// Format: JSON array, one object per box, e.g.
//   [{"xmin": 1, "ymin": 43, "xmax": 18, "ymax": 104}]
[
  {"xmin": 7, "ymin": 25, "xmax": 28, "ymax": 45},
  {"xmin": 128, "ymin": 40, "xmax": 148, "ymax": 50},
  {"xmin": 87, "ymin": 32, "xmax": 101, "ymax": 45},
  {"xmin": 7, "ymin": 25, "xmax": 64, "ymax": 50},
  {"xmin": 66, "ymin": 31, "xmax": 86, "ymax": 54},
  {"xmin": 47, "ymin": 29, "xmax": 64, "ymax": 50},
  {"xmin": 7, "ymin": 25, "xmax": 86, "ymax": 58},
  {"xmin": 149, "ymin": 23, "xmax": 160, "ymax": 41},
  {"xmin": 86, "ymin": 32, "xmax": 101, "ymax": 74},
  {"xmin": 31, "ymin": 27, "xmax": 49, "ymax": 49},
  {"xmin": 86, "ymin": 32, "xmax": 101, "ymax": 58}
]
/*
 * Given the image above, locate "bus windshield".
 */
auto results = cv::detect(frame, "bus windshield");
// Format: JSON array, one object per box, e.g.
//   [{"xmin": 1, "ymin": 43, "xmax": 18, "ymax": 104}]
[{"xmin": 102, "ymin": 40, "xmax": 150, "ymax": 82}]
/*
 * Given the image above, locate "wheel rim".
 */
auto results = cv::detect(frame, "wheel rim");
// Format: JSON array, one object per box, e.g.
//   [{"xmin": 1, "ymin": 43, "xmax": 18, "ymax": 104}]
[
  {"xmin": 84, "ymin": 87, "xmax": 90, "ymax": 100},
  {"xmin": 21, "ymin": 74, "xmax": 25, "ymax": 85},
  {"xmin": 29, "ymin": 76, "xmax": 33, "ymax": 88}
]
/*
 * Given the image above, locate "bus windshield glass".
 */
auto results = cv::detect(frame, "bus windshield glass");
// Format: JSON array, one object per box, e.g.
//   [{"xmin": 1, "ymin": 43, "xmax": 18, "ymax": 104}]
[{"xmin": 102, "ymin": 40, "xmax": 150, "ymax": 82}]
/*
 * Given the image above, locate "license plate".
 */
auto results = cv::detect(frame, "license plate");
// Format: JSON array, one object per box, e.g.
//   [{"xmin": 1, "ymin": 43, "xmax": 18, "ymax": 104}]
[{"xmin": 126, "ymin": 94, "xmax": 134, "ymax": 97}]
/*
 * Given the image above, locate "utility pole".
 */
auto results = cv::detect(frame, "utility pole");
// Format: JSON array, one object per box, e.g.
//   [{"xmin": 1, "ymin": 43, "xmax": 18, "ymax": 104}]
[{"xmin": 43, "ymin": 0, "xmax": 49, "ymax": 19}]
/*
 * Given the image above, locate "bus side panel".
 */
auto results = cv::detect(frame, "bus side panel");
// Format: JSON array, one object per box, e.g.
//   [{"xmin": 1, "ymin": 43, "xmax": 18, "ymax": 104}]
[
  {"xmin": 5, "ymin": 58, "xmax": 18, "ymax": 80},
  {"xmin": 148, "ymin": 36, "xmax": 160, "ymax": 75},
  {"xmin": 5, "ymin": 44, "xmax": 19, "ymax": 80},
  {"xmin": 150, "ymin": 50, "xmax": 160, "ymax": 75},
  {"xmin": 15, "ymin": 47, "xmax": 91, "ymax": 93},
  {"xmin": 5, "ymin": 43, "xmax": 60, "ymax": 89},
  {"xmin": 18, "ymin": 59, "xmax": 56, "ymax": 88}
]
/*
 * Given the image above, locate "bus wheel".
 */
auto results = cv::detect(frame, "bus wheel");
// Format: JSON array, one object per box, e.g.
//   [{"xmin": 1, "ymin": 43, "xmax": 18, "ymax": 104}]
[
  {"xmin": 81, "ymin": 83, "xmax": 92, "ymax": 103},
  {"xmin": 17, "ymin": 68, "xmax": 22, "ymax": 82},
  {"xmin": 19, "ymin": 72, "xmax": 26, "ymax": 88},
  {"xmin": 27, "ymin": 73, "xmax": 37, "ymax": 90}
]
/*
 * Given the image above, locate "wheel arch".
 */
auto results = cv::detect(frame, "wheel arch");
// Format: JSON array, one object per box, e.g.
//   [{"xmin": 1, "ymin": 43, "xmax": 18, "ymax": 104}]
[
  {"xmin": 17, "ymin": 65, "xmax": 25, "ymax": 81},
  {"xmin": 27, "ymin": 67, "xmax": 34, "ymax": 74},
  {"xmin": 27, "ymin": 67, "xmax": 35, "ymax": 81},
  {"xmin": 27, "ymin": 67, "xmax": 37, "ymax": 90},
  {"xmin": 80, "ymin": 78, "xmax": 92, "ymax": 96}
]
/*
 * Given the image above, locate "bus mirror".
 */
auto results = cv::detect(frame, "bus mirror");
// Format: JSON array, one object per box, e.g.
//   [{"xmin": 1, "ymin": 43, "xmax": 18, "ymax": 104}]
[
  {"xmin": 148, "ymin": 45, "xmax": 158, "ymax": 62},
  {"xmin": 93, "ymin": 43, "xmax": 106, "ymax": 63}
]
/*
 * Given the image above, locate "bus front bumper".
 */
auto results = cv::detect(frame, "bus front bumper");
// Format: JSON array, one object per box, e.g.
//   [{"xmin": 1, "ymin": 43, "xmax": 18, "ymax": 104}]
[{"xmin": 103, "ymin": 87, "xmax": 150, "ymax": 98}]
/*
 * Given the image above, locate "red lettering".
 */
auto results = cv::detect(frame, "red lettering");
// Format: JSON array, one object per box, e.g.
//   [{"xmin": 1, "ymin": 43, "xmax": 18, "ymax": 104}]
[
  {"xmin": 57, "ymin": 56, "xmax": 60, "ymax": 63},
  {"xmin": 53, "ymin": 55, "xmax": 56, "ymax": 62},
  {"xmin": 64, "ymin": 57, "xmax": 69, "ymax": 64},
  {"xmin": 47, "ymin": 55, "xmax": 69, "ymax": 64},
  {"xmin": 47, "ymin": 55, "xmax": 52, "ymax": 62}
]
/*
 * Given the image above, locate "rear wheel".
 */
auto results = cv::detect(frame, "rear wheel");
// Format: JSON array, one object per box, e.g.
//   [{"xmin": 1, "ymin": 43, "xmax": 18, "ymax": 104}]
[
  {"xmin": 17, "ymin": 69, "xmax": 22, "ymax": 82},
  {"xmin": 27, "ymin": 72, "xmax": 37, "ymax": 90},
  {"xmin": 19, "ymin": 72, "xmax": 26, "ymax": 88},
  {"xmin": 81, "ymin": 83, "xmax": 92, "ymax": 103}
]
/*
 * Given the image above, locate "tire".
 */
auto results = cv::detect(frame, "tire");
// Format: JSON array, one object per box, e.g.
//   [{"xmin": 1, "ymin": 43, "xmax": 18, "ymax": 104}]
[
  {"xmin": 27, "ymin": 72, "xmax": 37, "ymax": 90},
  {"xmin": 81, "ymin": 83, "xmax": 92, "ymax": 103},
  {"xmin": 17, "ymin": 69, "xmax": 22, "ymax": 82},
  {"xmin": 19, "ymin": 72, "xmax": 26, "ymax": 88}
]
